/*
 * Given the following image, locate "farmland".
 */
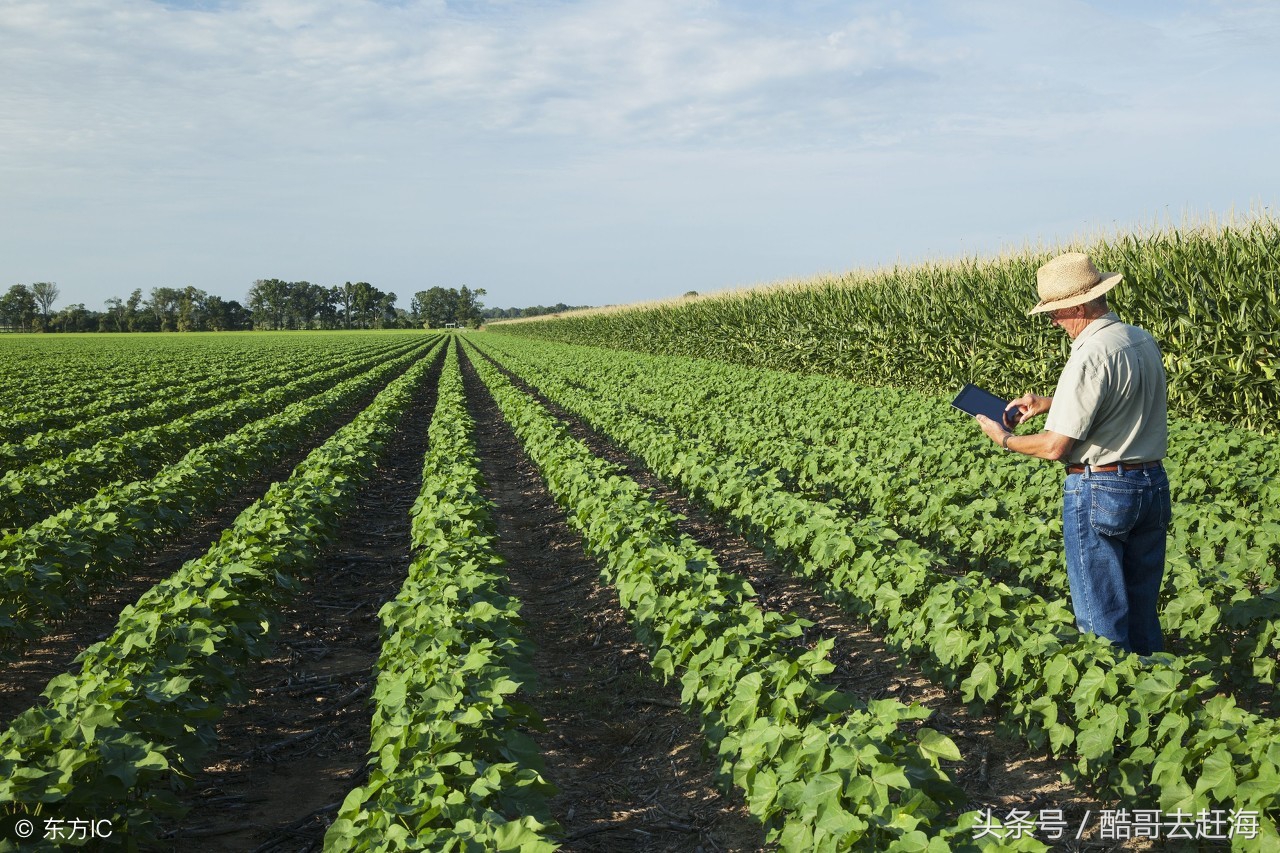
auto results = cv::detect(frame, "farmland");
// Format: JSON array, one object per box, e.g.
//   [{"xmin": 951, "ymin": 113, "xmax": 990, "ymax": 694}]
[{"xmin": 2, "ymin": 223, "xmax": 1279, "ymax": 852}]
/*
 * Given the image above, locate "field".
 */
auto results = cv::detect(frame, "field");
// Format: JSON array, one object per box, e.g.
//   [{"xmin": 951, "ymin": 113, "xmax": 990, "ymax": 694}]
[{"xmin": 1, "ymin": 252, "xmax": 1278, "ymax": 853}]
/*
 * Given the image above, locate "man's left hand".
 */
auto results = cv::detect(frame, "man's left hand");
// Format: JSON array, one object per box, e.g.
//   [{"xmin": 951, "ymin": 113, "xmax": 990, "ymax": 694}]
[{"xmin": 975, "ymin": 414, "xmax": 1009, "ymax": 446}]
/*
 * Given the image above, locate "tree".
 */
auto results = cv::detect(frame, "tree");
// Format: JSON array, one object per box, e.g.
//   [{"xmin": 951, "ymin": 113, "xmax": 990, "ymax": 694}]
[
  {"xmin": 102, "ymin": 297, "xmax": 126, "ymax": 332},
  {"xmin": 374, "ymin": 292, "xmax": 397, "ymax": 329},
  {"xmin": 285, "ymin": 282, "xmax": 309, "ymax": 329},
  {"xmin": 147, "ymin": 287, "xmax": 182, "ymax": 332},
  {"xmin": 291, "ymin": 282, "xmax": 336, "ymax": 329},
  {"xmin": 480, "ymin": 301, "xmax": 590, "ymax": 321},
  {"xmin": 176, "ymin": 286, "xmax": 209, "ymax": 332},
  {"xmin": 334, "ymin": 283, "xmax": 354, "ymax": 330},
  {"xmin": 31, "ymin": 282, "xmax": 59, "ymax": 330},
  {"xmin": 455, "ymin": 285, "xmax": 486, "ymax": 328},
  {"xmin": 247, "ymin": 279, "xmax": 291, "ymax": 330},
  {"xmin": 314, "ymin": 286, "xmax": 340, "ymax": 329},
  {"xmin": 349, "ymin": 281, "xmax": 378, "ymax": 329},
  {"xmin": 203, "ymin": 295, "xmax": 229, "ymax": 332},
  {"xmin": 225, "ymin": 300, "xmax": 253, "ymax": 331},
  {"xmin": 409, "ymin": 290, "xmax": 430, "ymax": 326},
  {"xmin": 125, "ymin": 289, "xmax": 149, "ymax": 332},
  {"xmin": 53, "ymin": 303, "xmax": 94, "ymax": 333},
  {"xmin": 413, "ymin": 287, "xmax": 458, "ymax": 328},
  {"xmin": 0, "ymin": 285, "xmax": 37, "ymax": 332}
]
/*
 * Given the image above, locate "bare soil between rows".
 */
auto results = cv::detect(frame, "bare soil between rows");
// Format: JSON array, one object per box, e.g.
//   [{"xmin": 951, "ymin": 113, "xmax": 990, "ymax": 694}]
[
  {"xmin": 460, "ymin": 347, "xmax": 768, "ymax": 852},
  {"xmin": 132, "ymin": 352, "xmax": 442, "ymax": 852},
  {"xmin": 0, "ymin": 356, "xmax": 425, "ymax": 729},
  {"xmin": 466, "ymin": 342, "xmax": 1167, "ymax": 852}
]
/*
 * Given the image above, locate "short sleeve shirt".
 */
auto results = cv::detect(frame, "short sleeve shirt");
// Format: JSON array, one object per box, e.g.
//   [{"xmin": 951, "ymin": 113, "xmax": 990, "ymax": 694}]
[{"xmin": 1044, "ymin": 312, "xmax": 1168, "ymax": 466}]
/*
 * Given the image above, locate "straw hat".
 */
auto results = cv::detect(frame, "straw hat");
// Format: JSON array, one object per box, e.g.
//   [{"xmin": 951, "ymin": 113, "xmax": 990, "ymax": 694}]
[{"xmin": 1027, "ymin": 252, "xmax": 1123, "ymax": 315}]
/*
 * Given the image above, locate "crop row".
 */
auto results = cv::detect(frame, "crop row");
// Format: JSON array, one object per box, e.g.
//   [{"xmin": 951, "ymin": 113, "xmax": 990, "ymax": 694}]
[
  {"xmin": 0, "ymin": 335, "xmax": 414, "ymax": 441},
  {"xmin": 327, "ymin": 339, "xmax": 557, "ymax": 851},
  {"xmin": 0, "ymin": 339, "xmax": 430, "ymax": 533},
  {"xmin": 0, "ymin": 342, "xmax": 437, "ymax": 848},
  {"xmin": 475, "ymin": 337, "xmax": 1280, "ymax": 693},
  {"xmin": 461, "ymin": 341, "xmax": 1035, "ymax": 852},
  {"xmin": 0, "ymin": 338, "xmax": 443, "ymax": 658},
  {"xmin": 468, "ymin": 335, "xmax": 1280, "ymax": 849},
  {"xmin": 0, "ymin": 337, "xmax": 420, "ymax": 473},
  {"xmin": 0, "ymin": 335, "xmax": 288, "ymax": 403}
]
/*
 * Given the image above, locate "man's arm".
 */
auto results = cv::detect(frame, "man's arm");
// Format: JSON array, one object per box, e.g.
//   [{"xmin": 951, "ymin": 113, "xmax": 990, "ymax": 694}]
[
  {"xmin": 1005, "ymin": 393, "xmax": 1053, "ymax": 426},
  {"xmin": 976, "ymin": 415, "xmax": 1076, "ymax": 462}
]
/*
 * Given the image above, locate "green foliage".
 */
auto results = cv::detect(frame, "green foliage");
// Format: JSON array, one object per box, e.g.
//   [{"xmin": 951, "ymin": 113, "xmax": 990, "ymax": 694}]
[
  {"xmin": 248, "ymin": 280, "xmax": 402, "ymax": 330},
  {"xmin": 0, "ymin": 333, "xmax": 425, "ymax": 445},
  {"xmin": 477, "ymin": 337, "xmax": 1280, "ymax": 699},
  {"xmin": 491, "ymin": 218, "xmax": 1280, "ymax": 433},
  {"xmin": 481, "ymin": 302, "xmax": 591, "ymax": 321},
  {"xmin": 0, "ymin": 339, "xmax": 441, "ymax": 657},
  {"xmin": 0, "ymin": 339, "xmax": 429, "ymax": 530},
  {"xmin": 471, "ymin": 333, "xmax": 1280, "ymax": 843},
  {"xmin": 412, "ymin": 286, "xmax": 487, "ymax": 329},
  {"xmin": 0, "ymin": 341, "xmax": 440, "ymax": 848},
  {"xmin": 464, "ymin": 340, "xmax": 1024, "ymax": 851},
  {"xmin": 327, "ymin": 339, "xmax": 556, "ymax": 851},
  {"xmin": 0, "ymin": 285, "xmax": 38, "ymax": 333}
]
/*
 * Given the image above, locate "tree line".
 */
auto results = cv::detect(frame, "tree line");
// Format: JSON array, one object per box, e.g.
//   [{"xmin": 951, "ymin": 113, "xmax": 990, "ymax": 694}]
[
  {"xmin": 0, "ymin": 281, "xmax": 502, "ymax": 333},
  {"xmin": 481, "ymin": 302, "xmax": 592, "ymax": 320}
]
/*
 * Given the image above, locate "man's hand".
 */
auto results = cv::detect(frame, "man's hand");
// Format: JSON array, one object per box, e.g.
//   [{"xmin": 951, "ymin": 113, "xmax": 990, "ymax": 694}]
[
  {"xmin": 976, "ymin": 415, "xmax": 1078, "ymax": 461},
  {"xmin": 976, "ymin": 414, "xmax": 1009, "ymax": 446},
  {"xmin": 1005, "ymin": 393, "xmax": 1052, "ymax": 428}
]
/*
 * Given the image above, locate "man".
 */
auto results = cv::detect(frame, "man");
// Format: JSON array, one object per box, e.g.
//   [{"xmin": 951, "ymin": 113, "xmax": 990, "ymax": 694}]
[{"xmin": 975, "ymin": 252, "xmax": 1171, "ymax": 655}]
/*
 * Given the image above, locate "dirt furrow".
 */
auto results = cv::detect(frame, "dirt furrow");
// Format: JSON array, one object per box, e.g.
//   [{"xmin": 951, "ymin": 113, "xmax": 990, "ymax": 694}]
[
  {"xmin": 0, "ymin": 358, "xmax": 430, "ymax": 728},
  {"xmin": 147, "ymin": 355, "xmax": 441, "ymax": 852},
  {"xmin": 460, "ymin": 349, "xmax": 767, "ymax": 853},
  {"xmin": 466, "ymin": 346, "xmax": 1139, "ymax": 846}
]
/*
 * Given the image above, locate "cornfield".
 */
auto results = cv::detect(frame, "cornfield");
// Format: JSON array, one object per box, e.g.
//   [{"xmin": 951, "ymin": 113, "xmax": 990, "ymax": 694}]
[{"xmin": 488, "ymin": 216, "xmax": 1280, "ymax": 432}]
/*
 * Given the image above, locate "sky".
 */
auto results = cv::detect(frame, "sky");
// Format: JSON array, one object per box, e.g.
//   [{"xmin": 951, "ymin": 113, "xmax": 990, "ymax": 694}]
[{"xmin": 3, "ymin": 0, "xmax": 1279, "ymax": 312}]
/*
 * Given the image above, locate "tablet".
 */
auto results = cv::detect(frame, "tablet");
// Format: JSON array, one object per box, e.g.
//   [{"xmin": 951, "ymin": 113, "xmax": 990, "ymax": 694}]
[{"xmin": 951, "ymin": 383, "xmax": 1015, "ymax": 427}]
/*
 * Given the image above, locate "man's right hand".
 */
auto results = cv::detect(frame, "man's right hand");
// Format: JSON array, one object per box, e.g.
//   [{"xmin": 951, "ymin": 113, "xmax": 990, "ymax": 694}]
[{"xmin": 1005, "ymin": 393, "xmax": 1052, "ymax": 428}]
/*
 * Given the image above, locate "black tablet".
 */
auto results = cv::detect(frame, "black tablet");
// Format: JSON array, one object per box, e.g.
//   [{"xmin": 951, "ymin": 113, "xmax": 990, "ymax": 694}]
[{"xmin": 951, "ymin": 383, "xmax": 1016, "ymax": 427}]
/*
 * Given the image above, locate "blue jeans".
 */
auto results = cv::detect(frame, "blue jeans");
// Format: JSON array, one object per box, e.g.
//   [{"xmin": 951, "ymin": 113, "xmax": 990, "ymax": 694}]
[{"xmin": 1062, "ymin": 465, "xmax": 1172, "ymax": 655}]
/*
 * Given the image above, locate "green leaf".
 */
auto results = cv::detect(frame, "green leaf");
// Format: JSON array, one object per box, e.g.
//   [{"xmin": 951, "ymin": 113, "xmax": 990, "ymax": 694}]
[
  {"xmin": 1193, "ymin": 746, "xmax": 1237, "ymax": 800},
  {"xmin": 960, "ymin": 661, "xmax": 998, "ymax": 703},
  {"xmin": 916, "ymin": 728, "xmax": 962, "ymax": 763},
  {"xmin": 871, "ymin": 761, "xmax": 910, "ymax": 790}
]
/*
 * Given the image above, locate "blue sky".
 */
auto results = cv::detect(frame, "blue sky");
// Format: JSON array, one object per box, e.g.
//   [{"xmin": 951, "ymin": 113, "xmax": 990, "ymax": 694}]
[{"xmin": 3, "ymin": 0, "xmax": 1278, "ymax": 312}]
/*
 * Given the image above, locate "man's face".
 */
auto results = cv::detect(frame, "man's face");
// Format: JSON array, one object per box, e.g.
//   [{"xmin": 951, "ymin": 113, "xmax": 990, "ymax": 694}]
[
  {"xmin": 1046, "ymin": 304, "xmax": 1093, "ymax": 339},
  {"xmin": 1047, "ymin": 306, "xmax": 1075, "ymax": 328}
]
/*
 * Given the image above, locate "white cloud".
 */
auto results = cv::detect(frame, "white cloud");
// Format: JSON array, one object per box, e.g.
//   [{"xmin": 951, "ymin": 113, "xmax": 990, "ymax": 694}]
[
  {"xmin": 1, "ymin": 0, "xmax": 1278, "ymax": 307},
  {"xmin": 2, "ymin": 0, "xmax": 959, "ymax": 168}
]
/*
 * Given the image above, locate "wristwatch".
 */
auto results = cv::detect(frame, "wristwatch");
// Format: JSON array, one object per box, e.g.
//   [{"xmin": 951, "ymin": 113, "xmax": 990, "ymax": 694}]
[{"xmin": 1002, "ymin": 433, "xmax": 1012, "ymax": 451}]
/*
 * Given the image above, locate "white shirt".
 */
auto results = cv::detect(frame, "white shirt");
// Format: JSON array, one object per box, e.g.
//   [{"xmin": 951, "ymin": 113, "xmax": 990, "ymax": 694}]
[{"xmin": 1044, "ymin": 312, "xmax": 1168, "ymax": 466}]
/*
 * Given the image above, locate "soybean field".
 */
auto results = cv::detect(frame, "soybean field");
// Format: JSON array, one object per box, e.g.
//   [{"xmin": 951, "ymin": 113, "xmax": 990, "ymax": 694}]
[{"xmin": 0, "ymin": 289, "xmax": 1277, "ymax": 851}]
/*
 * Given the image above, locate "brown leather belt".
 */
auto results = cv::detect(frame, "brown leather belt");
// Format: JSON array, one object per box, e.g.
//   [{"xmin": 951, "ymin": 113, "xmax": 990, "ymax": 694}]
[{"xmin": 1066, "ymin": 460, "xmax": 1162, "ymax": 475}]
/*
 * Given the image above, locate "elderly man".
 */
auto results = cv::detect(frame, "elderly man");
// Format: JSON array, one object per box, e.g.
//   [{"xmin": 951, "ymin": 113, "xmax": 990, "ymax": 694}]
[{"xmin": 976, "ymin": 252, "xmax": 1171, "ymax": 655}]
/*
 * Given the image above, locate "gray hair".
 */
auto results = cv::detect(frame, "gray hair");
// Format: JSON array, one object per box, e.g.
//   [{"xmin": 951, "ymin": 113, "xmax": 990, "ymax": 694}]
[{"xmin": 1084, "ymin": 294, "xmax": 1109, "ymax": 314}]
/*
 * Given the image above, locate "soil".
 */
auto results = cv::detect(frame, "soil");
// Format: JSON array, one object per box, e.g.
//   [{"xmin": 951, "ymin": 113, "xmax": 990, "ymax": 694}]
[
  {"xmin": 464, "ymin": 343, "xmax": 1162, "ymax": 852},
  {"xmin": 146, "ymin": 356, "xmax": 442, "ymax": 852},
  {"xmin": 0, "ymin": 372, "xmax": 409, "ymax": 728},
  {"xmin": 460, "ymin": 349, "xmax": 767, "ymax": 853}
]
